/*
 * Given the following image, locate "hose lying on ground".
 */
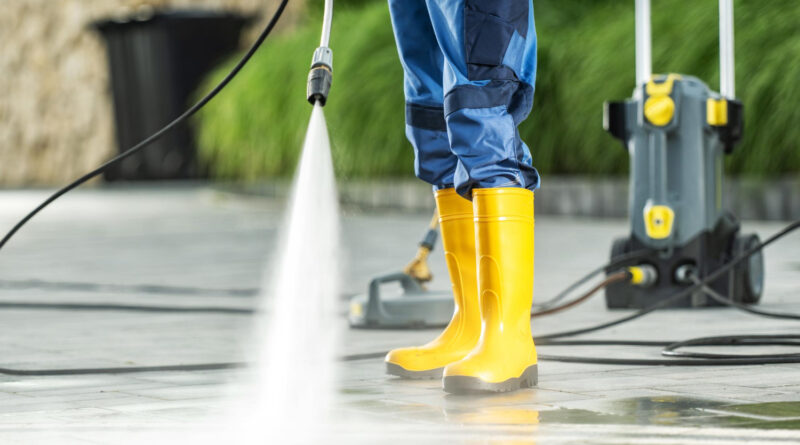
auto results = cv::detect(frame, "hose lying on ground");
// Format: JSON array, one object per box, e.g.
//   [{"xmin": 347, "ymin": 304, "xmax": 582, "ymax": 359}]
[{"xmin": 1, "ymin": 219, "xmax": 798, "ymax": 375}]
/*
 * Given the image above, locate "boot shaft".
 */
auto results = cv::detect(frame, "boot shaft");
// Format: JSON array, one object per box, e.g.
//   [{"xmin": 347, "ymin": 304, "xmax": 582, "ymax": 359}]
[
  {"xmin": 435, "ymin": 188, "xmax": 480, "ymax": 329},
  {"xmin": 473, "ymin": 188, "xmax": 535, "ymax": 334}
]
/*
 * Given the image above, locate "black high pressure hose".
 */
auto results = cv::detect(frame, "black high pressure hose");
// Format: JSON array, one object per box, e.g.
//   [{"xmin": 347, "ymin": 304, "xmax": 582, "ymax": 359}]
[
  {"xmin": 534, "ymin": 219, "xmax": 800, "ymax": 366},
  {"xmin": 0, "ymin": 0, "xmax": 290, "ymax": 252},
  {"xmin": 0, "ymin": 0, "xmax": 290, "ymax": 375},
  {"xmin": 1, "ymin": 0, "xmax": 799, "ymax": 373},
  {"xmin": 539, "ymin": 219, "xmax": 800, "ymax": 341},
  {"xmin": 332, "ymin": 220, "xmax": 800, "ymax": 367},
  {"xmin": 2, "ymin": 218, "xmax": 798, "ymax": 376},
  {"xmin": 531, "ymin": 249, "xmax": 650, "ymax": 313}
]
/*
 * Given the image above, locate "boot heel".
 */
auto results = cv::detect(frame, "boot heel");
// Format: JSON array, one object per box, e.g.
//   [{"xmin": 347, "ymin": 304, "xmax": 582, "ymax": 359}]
[
  {"xmin": 521, "ymin": 364, "xmax": 538, "ymax": 388},
  {"xmin": 442, "ymin": 364, "xmax": 538, "ymax": 394}
]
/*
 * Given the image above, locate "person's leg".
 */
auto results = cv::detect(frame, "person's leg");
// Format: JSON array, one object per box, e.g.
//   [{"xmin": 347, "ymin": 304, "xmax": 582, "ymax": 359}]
[
  {"xmin": 384, "ymin": 0, "xmax": 481, "ymax": 379},
  {"xmin": 426, "ymin": 0, "xmax": 539, "ymax": 393},
  {"xmin": 426, "ymin": 0, "xmax": 539, "ymax": 197},
  {"xmin": 388, "ymin": 0, "xmax": 455, "ymax": 190}
]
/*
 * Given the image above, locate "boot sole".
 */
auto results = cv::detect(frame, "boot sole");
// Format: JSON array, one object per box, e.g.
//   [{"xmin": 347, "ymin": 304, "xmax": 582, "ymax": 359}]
[
  {"xmin": 443, "ymin": 364, "xmax": 538, "ymax": 394},
  {"xmin": 386, "ymin": 362, "xmax": 444, "ymax": 380}
]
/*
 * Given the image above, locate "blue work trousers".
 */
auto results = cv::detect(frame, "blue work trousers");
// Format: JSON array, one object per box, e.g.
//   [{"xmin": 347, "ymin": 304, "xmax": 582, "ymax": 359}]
[{"xmin": 389, "ymin": 0, "xmax": 540, "ymax": 198}]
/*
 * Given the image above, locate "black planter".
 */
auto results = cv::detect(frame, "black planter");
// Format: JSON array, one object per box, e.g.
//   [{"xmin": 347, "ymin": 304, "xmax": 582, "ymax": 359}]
[{"xmin": 93, "ymin": 10, "xmax": 252, "ymax": 181}]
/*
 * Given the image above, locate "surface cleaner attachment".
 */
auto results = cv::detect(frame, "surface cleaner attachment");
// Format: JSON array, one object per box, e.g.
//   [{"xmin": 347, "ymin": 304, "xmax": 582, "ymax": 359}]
[
  {"xmin": 349, "ymin": 213, "xmax": 455, "ymax": 329},
  {"xmin": 602, "ymin": 0, "xmax": 763, "ymax": 309},
  {"xmin": 348, "ymin": 272, "xmax": 455, "ymax": 329}
]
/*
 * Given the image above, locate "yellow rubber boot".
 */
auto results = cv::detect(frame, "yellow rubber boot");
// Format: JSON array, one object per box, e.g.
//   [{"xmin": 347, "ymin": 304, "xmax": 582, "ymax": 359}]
[
  {"xmin": 385, "ymin": 188, "xmax": 481, "ymax": 379},
  {"xmin": 443, "ymin": 188, "xmax": 537, "ymax": 393}
]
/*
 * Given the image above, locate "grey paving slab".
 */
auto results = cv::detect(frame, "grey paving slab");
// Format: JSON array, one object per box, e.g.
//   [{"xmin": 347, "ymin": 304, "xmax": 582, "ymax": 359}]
[{"xmin": 0, "ymin": 185, "xmax": 797, "ymax": 444}]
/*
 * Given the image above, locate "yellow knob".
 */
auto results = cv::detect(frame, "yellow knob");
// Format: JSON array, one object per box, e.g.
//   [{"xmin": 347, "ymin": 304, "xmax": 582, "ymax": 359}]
[
  {"xmin": 644, "ymin": 95, "xmax": 675, "ymax": 126},
  {"xmin": 643, "ymin": 204, "xmax": 675, "ymax": 239}
]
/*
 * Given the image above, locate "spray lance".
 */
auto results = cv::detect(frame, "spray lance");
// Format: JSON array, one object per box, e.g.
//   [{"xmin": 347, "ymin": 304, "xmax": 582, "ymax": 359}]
[{"xmin": 307, "ymin": 0, "xmax": 334, "ymax": 106}]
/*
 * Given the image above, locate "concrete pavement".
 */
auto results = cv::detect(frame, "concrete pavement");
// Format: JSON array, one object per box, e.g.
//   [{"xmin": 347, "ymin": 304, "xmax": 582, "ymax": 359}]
[{"xmin": 0, "ymin": 186, "xmax": 798, "ymax": 443}]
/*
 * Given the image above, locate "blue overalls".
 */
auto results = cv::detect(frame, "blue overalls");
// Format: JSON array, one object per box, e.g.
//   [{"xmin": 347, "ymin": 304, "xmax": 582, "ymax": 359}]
[{"xmin": 388, "ymin": 0, "xmax": 540, "ymax": 199}]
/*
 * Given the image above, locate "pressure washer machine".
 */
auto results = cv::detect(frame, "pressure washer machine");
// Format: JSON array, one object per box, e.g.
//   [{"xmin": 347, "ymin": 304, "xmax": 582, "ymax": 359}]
[{"xmin": 603, "ymin": 0, "xmax": 764, "ymax": 309}]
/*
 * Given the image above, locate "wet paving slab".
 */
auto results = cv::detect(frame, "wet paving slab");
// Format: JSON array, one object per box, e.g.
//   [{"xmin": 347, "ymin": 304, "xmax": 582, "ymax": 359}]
[
  {"xmin": 0, "ymin": 186, "xmax": 798, "ymax": 443},
  {"xmin": 333, "ymin": 389, "xmax": 800, "ymax": 442}
]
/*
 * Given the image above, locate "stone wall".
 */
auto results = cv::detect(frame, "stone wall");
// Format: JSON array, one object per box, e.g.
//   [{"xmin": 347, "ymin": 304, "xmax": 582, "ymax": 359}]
[{"xmin": 0, "ymin": 0, "xmax": 302, "ymax": 185}]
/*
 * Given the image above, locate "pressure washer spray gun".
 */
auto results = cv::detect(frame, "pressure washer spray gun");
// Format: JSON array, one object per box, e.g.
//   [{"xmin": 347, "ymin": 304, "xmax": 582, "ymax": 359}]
[{"xmin": 307, "ymin": 0, "xmax": 334, "ymax": 106}]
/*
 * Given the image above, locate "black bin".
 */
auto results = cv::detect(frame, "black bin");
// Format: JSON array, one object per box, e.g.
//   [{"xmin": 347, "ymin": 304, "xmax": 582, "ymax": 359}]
[{"xmin": 93, "ymin": 11, "xmax": 252, "ymax": 181}]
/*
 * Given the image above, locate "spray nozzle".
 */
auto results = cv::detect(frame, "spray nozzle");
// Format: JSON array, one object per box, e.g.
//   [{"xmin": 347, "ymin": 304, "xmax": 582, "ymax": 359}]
[{"xmin": 307, "ymin": 47, "xmax": 333, "ymax": 106}]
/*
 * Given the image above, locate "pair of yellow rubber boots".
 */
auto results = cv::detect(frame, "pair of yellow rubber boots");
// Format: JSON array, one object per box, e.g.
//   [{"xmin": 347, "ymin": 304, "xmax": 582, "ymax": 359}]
[{"xmin": 385, "ymin": 187, "xmax": 537, "ymax": 394}]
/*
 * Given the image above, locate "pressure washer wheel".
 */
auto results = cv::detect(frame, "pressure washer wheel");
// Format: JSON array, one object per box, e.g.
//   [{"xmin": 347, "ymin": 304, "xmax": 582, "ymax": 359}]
[{"xmin": 733, "ymin": 233, "xmax": 764, "ymax": 304}]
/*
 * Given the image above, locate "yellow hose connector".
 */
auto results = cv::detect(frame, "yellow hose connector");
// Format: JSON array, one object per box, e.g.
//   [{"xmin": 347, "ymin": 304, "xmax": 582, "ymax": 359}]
[
  {"xmin": 403, "ymin": 209, "xmax": 439, "ymax": 284},
  {"xmin": 403, "ymin": 245, "xmax": 433, "ymax": 283},
  {"xmin": 628, "ymin": 264, "xmax": 658, "ymax": 287},
  {"xmin": 629, "ymin": 266, "xmax": 645, "ymax": 285}
]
